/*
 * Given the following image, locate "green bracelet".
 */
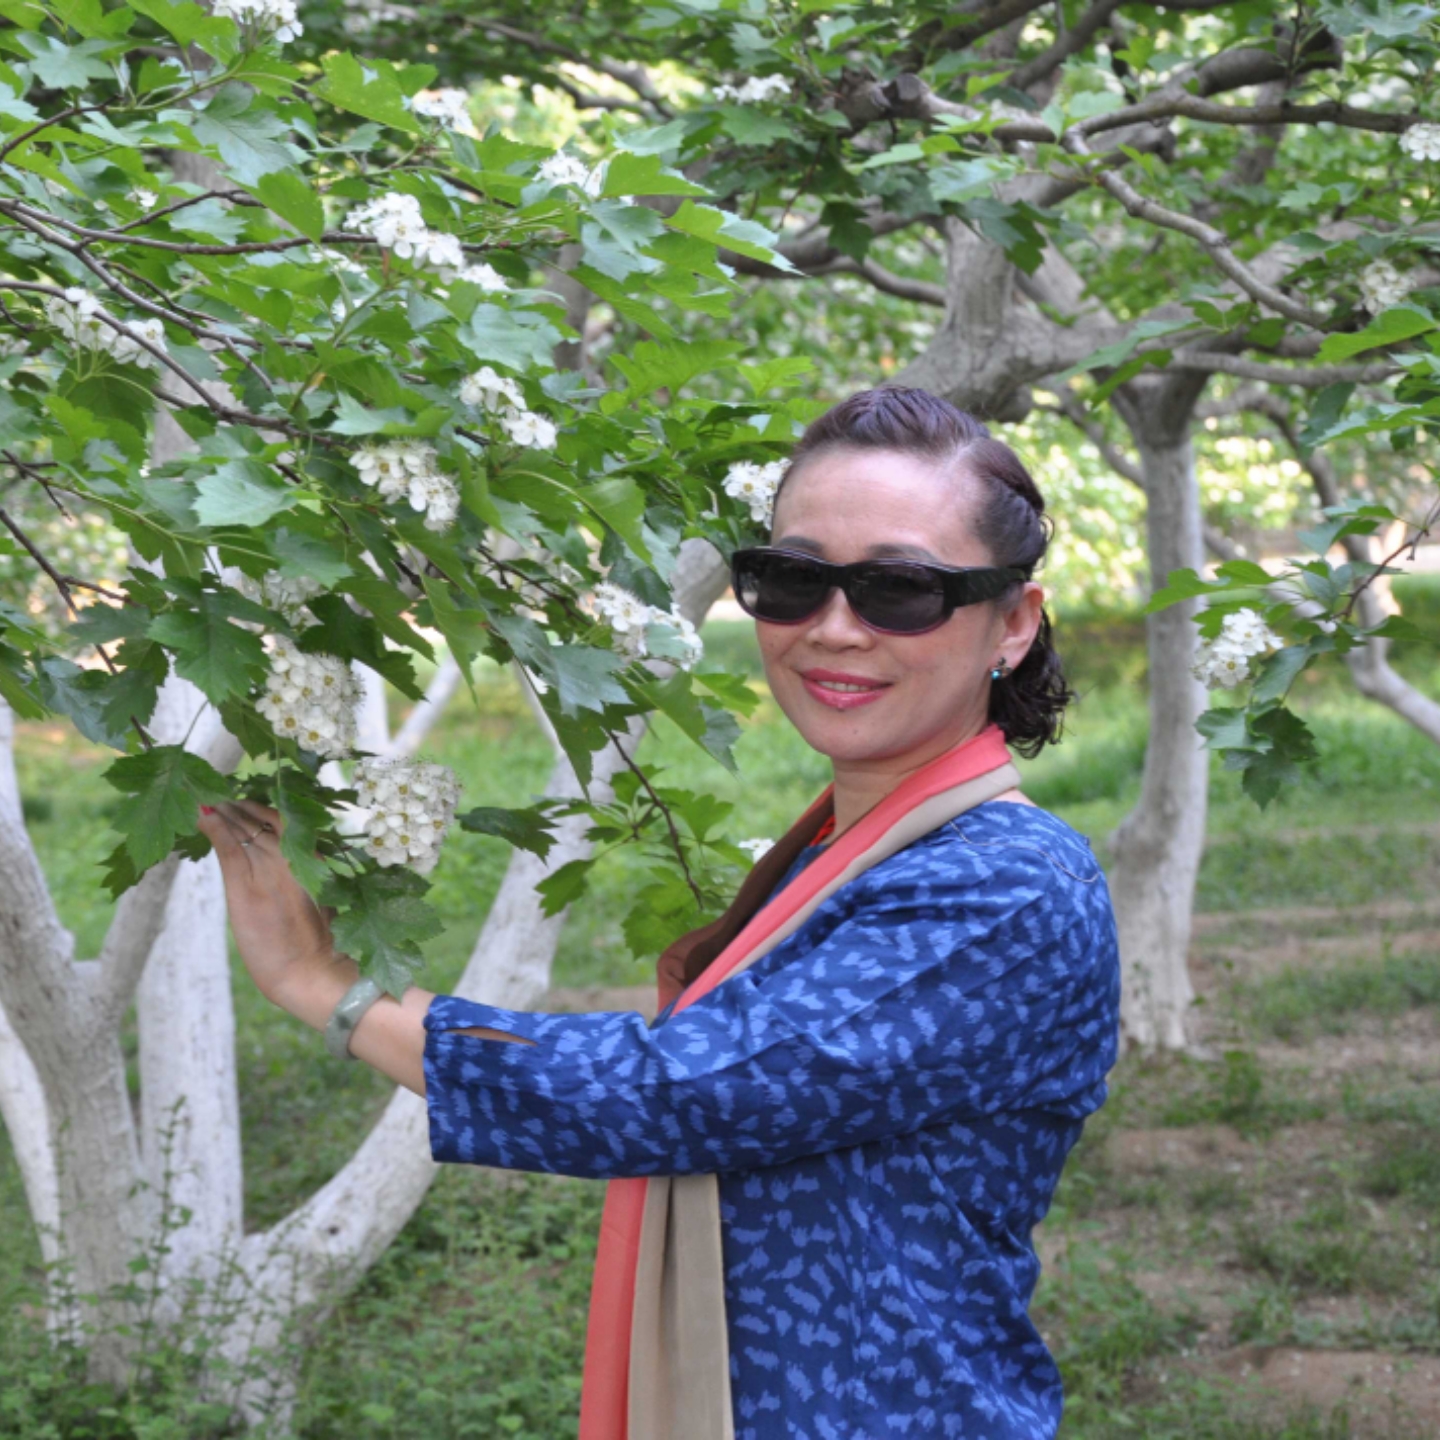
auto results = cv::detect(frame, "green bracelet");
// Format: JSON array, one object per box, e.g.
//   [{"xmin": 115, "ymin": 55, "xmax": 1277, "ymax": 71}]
[{"xmin": 324, "ymin": 977, "xmax": 385, "ymax": 1061}]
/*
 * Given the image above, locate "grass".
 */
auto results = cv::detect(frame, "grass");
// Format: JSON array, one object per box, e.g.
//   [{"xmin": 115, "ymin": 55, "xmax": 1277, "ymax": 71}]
[{"xmin": 3, "ymin": 607, "xmax": 1440, "ymax": 1437}]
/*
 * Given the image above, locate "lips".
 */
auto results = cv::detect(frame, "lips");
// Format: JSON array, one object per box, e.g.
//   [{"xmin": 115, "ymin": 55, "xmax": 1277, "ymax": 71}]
[{"xmin": 798, "ymin": 668, "xmax": 892, "ymax": 711}]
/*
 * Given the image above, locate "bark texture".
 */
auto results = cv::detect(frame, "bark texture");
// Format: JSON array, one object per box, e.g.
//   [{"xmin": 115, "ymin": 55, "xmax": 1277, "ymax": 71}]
[{"xmin": 1107, "ymin": 375, "xmax": 1211, "ymax": 1050}]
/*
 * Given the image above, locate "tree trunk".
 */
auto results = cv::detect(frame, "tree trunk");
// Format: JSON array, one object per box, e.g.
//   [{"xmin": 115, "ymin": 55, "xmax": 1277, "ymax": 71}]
[{"xmin": 1107, "ymin": 377, "xmax": 1211, "ymax": 1051}]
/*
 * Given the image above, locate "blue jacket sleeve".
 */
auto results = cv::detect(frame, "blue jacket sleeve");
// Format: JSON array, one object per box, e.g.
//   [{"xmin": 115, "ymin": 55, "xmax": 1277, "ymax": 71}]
[{"xmin": 423, "ymin": 839, "xmax": 1118, "ymax": 1180}]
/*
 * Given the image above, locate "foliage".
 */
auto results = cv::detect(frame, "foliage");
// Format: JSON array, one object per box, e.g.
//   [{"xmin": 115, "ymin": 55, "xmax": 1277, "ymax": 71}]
[
  {"xmin": 1147, "ymin": 497, "xmax": 1437, "ymax": 804},
  {"xmin": 0, "ymin": 0, "xmax": 815, "ymax": 990}
]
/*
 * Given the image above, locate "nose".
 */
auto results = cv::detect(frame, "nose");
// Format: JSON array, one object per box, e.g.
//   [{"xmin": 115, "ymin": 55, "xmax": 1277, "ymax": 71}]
[{"xmin": 803, "ymin": 585, "xmax": 874, "ymax": 649}]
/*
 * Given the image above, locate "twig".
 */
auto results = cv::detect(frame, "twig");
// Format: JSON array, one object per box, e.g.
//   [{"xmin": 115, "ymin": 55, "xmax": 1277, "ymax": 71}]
[{"xmin": 607, "ymin": 728, "xmax": 706, "ymax": 909}]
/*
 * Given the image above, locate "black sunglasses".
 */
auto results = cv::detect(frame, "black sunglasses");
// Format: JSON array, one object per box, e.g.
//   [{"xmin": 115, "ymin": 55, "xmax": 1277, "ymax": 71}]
[{"xmin": 731, "ymin": 547, "xmax": 1028, "ymax": 636}]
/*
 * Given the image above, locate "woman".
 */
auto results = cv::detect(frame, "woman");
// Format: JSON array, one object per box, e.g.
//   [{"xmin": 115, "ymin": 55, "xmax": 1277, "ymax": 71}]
[{"xmin": 200, "ymin": 386, "xmax": 1120, "ymax": 1440}]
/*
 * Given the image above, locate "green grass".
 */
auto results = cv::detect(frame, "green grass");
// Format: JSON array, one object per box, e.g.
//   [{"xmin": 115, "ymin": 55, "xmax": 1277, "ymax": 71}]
[
  {"xmin": 1244, "ymin": 953, "xmax": 1440, "ymax": 1040},
  {"xmin": 4, "ymin": 610, "xmax": 1440, "ymax": 1438}
]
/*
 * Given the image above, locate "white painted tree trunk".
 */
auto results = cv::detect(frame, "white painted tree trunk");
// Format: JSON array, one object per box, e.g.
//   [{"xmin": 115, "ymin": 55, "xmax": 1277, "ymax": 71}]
[{"xmin": 1107, "ymin": 379, "xmax": 1210, "ymax": 1051}]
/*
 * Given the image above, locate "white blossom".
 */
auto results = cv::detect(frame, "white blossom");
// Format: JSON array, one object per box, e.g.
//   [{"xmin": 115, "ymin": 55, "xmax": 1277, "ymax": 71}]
[
  {"xmin": 1400, "ymin": 121, "xmax": 1440, "ymax": 163},
  {"xmin": 127, "ymin": 187, "xmax": 157, "ymax": 209},
  {"xmin": 455, "ymin": 261, "xmax": 508, "ymax": 293},
  {"xmin": 722, "ymin": 459, "xmax": 786, "ymax": 526},
  {"xmin": 459, "ymin": 367, "xmax": 558, "ymax": 450},
  {"xmin": 1191, "ymin": 607, "xmax": 1283, "ymax": 690},
  {"xmin": 713, "ymin": 75, "xmax": 791, "ymax": 104},
  {"xmin": 499, "ymin": 406, "xmax": 558, "ymax": 451},
  {"xmin": 459, "ymin": 366, "xmax": 523, "ymax": 411},
  {"xmin": 737, "ymin": 837, "xmax": 775, "ymax": 862},
  {"xmin": 536, "ymin": 152, "xmax": 605, "ymax": 198},
  {"xmin": 347, "ymin": 191, "xmax": 465, "ymax": 274},
  {"xmin": 1359, "ymin": 260, "xmax": 1410, "ymax": 314},
  {"xmin": 43, "ymin": 287, "xmax": 167, "ymax": 369},
  {"xmin": 212, "ymin": 0, "xmax": 303, "ymax": 43},
  {"xmin": 351, "ymin": 441, "xmax": 460, "ymax": 532},
  {"xmin": 352, "ymin": 758, "xmax": 461, "ymax": 873},
  {"xmin": 411, "ymin": 88, "xmax": 476, "ymax": 134},
  {"xmin": 232, "ymin": 569, "xmax": 323, "ymax": 624},
  {"xmin": 592, "ymin": 584, "xmax": 703, "ymax": 668},
  {"xmin": 256, "ymin": 636, "xmax": 361, "ymax": 758}
]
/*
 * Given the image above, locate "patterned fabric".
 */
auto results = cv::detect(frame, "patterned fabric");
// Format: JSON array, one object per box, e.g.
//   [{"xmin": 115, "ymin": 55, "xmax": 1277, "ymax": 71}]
[{"xmin": 425, "ymin": 801, "xmax": 1120, "ymax": 1438}]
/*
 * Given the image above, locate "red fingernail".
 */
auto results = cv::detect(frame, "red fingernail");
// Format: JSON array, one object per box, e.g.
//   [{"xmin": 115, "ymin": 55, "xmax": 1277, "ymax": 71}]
[{"xmin": 200, "ymin": 805, "xmax": 215, "ymax": 815}]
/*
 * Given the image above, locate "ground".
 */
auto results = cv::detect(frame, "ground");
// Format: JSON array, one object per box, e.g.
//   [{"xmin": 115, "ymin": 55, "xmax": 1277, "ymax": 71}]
[{"xmin": 1, "ymin": 600, "xmax": 1438, "ymax": 1438}]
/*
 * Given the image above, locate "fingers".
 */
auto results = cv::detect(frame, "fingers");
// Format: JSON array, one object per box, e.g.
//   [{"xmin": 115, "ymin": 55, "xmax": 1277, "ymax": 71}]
[{"xmin": 229, "ymin": 798, "xmax": 284, "ymax": 838}]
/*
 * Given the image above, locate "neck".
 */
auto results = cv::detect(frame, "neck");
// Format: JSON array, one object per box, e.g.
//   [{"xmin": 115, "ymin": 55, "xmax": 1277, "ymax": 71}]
[{"xmin": 828, "ymin": 722, "xmax": 990, "ymax": 840}]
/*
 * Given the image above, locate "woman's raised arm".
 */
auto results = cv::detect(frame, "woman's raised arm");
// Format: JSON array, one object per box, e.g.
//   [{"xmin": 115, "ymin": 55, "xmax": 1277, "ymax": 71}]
[{"xmin": 196, "ymin": 800, "xmax": 523, "ymax": 1096}]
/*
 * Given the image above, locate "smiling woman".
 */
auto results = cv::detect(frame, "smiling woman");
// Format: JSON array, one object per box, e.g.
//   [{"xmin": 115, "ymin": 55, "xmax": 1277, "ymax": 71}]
[{"xmin": 200, "ymin": 386, "xmax": 1120, "ymax": 1440}]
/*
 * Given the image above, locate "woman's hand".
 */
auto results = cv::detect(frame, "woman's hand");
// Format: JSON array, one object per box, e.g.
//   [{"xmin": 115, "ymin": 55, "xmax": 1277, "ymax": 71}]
[
  {"xmin": 197, "ymin": 798, "xmax": 435, "ymax": 1094},
  {"xmin": 197, "ymin": 800, "xmax": 356, "ymax": 1027}
]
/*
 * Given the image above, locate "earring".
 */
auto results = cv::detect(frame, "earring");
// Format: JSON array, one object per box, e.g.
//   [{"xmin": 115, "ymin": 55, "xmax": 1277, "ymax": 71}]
[{"xmin": 990, "ymin": 659, "xmax": 1010, "ymax": 681}]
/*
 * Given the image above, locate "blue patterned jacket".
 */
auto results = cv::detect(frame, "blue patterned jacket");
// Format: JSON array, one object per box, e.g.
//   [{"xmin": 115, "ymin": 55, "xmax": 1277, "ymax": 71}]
[{"xmin": 425, "ymin": 801, "xmax": 1121, "ymax": 1438}]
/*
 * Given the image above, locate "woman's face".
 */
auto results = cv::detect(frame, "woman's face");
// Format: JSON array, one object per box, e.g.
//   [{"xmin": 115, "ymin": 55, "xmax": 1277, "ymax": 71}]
[{"xmin": 757, "ymin": 446, "xmax": 1043, "ymax": 773}]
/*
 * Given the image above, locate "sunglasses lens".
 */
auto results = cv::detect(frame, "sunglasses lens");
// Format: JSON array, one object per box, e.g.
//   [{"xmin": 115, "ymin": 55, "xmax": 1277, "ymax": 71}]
[
  {"xmin": 848, "ymin": 564, "xmax": 948, "ymax": 633},
  {"xmin": 734, "ymin": 551, "xmax": 833, "ymax": 623}
]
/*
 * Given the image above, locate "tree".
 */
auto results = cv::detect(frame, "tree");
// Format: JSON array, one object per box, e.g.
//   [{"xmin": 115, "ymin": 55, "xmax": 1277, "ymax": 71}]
[{"xmin": 0, "ymin": 0, "xmax": 795, "ymax": 1413}]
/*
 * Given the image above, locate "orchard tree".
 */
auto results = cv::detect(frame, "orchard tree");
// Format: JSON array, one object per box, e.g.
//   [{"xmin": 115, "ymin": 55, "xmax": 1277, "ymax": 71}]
[{"xmin": 0, "ymin": 0, "xmax": 805, "ymax": 1417}]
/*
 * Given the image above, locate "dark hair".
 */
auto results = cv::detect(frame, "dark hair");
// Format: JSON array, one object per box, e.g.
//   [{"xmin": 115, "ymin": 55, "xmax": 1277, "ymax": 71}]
[{"xmin": 778, "ymin": 385, "xmax": 1074, "ymax": 758}]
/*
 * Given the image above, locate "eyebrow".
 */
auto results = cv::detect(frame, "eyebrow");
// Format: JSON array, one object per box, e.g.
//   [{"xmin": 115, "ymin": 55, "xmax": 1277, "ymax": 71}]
[{"xmin": 777, "ymin": 536, "xmax": 944, "ymax": 563}]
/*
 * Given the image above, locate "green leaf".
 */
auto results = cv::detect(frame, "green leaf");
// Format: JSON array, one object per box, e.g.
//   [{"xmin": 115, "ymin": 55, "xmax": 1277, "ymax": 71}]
[
  {"xmin": 324, "ymin": 869, "xmax": 442, "ymax": 996},
  {"xmin": 192, "ymin": 459, "xmax": 300, "ymax": 527},
  {"xmin": 457, "ymin": 805, "xmax": 558, "ymax": 859},
  {"xmin": 128, "ymin": 0, "xmax": 233, "ymax": 56},
  {"xmin": 314, "ymin": 52, "xmax": 423, "ymax": 135},
  {"xmin": 548, "ymin": 644, "xmax": 630, "ymax": 716},
  {"xmin": 534, "ymin": 857, "xmax": 596, "ymax": 917},
  {"xmin": 301, "ymin": 595, "xmax": 422, "ymax": 700},
  {"xmin": 1195, "ymin": 706, "xmax": 1254, "ymax": 751},
  {"xmin": 1250, "ymin": 645, "xmax": 1309, "ymax": 706},
  {"xmin": 1143, "ymin": 568, "xmax": 1224, "ymax": 614},
  {"xmin": 463, "ymin": 304, "xmax": 563, "ymax": 371},
  {"xmin": 622, "ymin": 874, "xmax": 705, "ymax": 960},
  {"xmin": 1316, "ymin": 305, "xmax": 1436, "ymax": 362},
  {"xmin": 631, "ymin": 670, "xmax": 739, "ymax": 772},
  {"xmin": 602, "ymin": 152, "xmax": 707, "ymax": 198},
  {"xmin": 148, "ymin": 591, "xmax": 268, "ymax": 705},
  {"xmin": 105, "ymin": 745, "xmax": 231, "ymax": 874},
  {"xmin": 583, "ymin": 476, "xmax": 650, "ymax": 560},
  {"xmin": 253, "ymin": 170, "xmax": 324, "ymax": 241},
  {"xmin": 269, "ymin": 528, "xmax": 351, "ymax": 587},
  {"xmin": 19, "ymin": 34, "xmax": 114, "ymax": 90},
  {"xmin": 665, "ymin": 201, "xmax": 797, "ymax": 272},
  {"xmin": 273, "ymin": 767, "xmax": 332, "ymax": 897},
  {"xmin": 188, "ymin": 85, "xmax": 294, "ymax": 185},
  {"xmin": 35, "ymin": 657, "xmax": 133, "ymax": 750},
  {"xmin": 1214, "ymin": 559, "xmax": 1274, "ymax": 587}
]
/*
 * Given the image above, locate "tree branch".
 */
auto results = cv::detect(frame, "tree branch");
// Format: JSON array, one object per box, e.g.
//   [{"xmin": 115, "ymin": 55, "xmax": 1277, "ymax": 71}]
[
  {"xmin": 1062, "ymin": 131, "xmax": 1328, "ymax": 327},
  {"xmin": 806, "ymin": 254, "xmax": 945, "ymax": 306},
  {"xmin": 1163, "ymin": 351, "xmax": 1399, "ymax": 387}
]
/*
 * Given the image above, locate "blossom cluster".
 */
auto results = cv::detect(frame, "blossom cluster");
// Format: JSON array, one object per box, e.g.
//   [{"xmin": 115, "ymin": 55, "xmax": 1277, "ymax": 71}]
[
  {"xmin": 1359, "ymin": 260, "xmax": 1410, "ymax": 314},
  {"xmin": 1191, "ymin": 608, "xmax": 1283, "ymax": 690},
  {"xmin": 737, "ymin": 837, "xmax": 775, "ymax": 863},
  {"xmin": 44, "ymin": 288, "xmax": 167, "ymax": 369},
  {"xmin": 212, "ymin": 0, "xmax": 302, "ymax": 43},
  {"xmin": 1400, "ymin": 122, "xmax": 1440, "ymax": 162},
  {"xmin": 714, "ymin": 76, "xmax": 791, "ymax": 104},
  {"xmin": 256, "ymin": 637, "xmax": 361, "ymax": 758},
  {"xmin": 347, "ymin": 192, "xmax": 463, "ymax": 271},
  {"xmin": 458, "ymin": 367, "xmax": 559, "ymax": 450},
  {"xmin": 593, "ymin": 582, "xmax": 704, "ymax": 668},
  {"xmin": 722, "ymin": 459, "xmax": 786, "ymax": 526},
  {"xmin": 352, "ymin": 758, "xmax": 461, "ymax": 872},
  {"xmin": 536, "ymin": 153, "xmax": 605, "ymax": 197},
  {"xmin": 233, "ymin": 569, "xmax": 323, "ymax": 624},
  {"xmin": 411, "ymin": 88, "xmax": 476, "ymax": 134},
  {"xmin": 352, "ymin": 441, "xmax": 460, "ymax": 531}
]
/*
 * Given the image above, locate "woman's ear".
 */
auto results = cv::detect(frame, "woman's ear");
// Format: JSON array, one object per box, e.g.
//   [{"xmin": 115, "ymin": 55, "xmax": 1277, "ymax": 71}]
[{"xmin": 999, "ymin": 582, "xmax": 1045, "ymax": 669}]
